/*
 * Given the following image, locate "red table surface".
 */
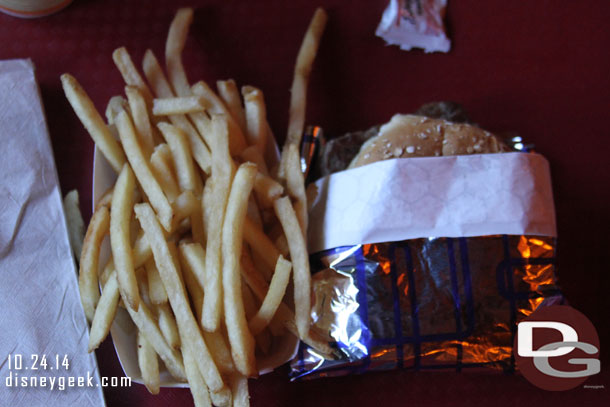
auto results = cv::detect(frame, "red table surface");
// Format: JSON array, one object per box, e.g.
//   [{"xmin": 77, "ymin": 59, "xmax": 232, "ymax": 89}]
[{"xmin": 1, "ymin": 0, "xmax": 608, "ymax": 406}]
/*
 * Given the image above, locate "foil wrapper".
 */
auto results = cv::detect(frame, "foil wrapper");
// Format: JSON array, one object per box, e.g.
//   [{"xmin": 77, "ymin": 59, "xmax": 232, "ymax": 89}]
[
  {"xmin": 291, "ymin": 125, "xmax": 562, "ymax": 380},
  {"xmin": 291, "ymin": 236, "xmax": 562, "ymax": 379}
]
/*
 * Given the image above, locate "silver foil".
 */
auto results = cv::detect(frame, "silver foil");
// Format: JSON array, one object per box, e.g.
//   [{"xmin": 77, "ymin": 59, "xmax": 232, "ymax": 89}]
[{"xmin": 291, "ymin": 236, "xmax": 562, "ymax": 379}]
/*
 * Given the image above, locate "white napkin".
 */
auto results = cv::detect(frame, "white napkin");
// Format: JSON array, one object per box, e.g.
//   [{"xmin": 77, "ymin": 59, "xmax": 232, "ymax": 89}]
[{"xmin": 0, "ymin": 59, "xmax": 105, "ymax": 407}]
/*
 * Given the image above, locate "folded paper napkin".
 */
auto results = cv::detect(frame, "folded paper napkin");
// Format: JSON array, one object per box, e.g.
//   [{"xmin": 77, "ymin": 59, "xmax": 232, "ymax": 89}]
[{"xmin": 0, "ymin": 59, "xmax": 105, "ymax": 406}]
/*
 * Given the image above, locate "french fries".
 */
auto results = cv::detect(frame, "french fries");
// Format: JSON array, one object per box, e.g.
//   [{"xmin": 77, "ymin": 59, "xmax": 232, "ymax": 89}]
[
  {"xmin": 283, "ymin": 144, "xmax": 309, "ymax": 236},
  {"xmin": 125, "ymin": 86, "xmax": 155, "ymax": 156},
  {"xmin": 105, "ymin": 95, "xmax": 128, "ymax": 125},
  {"xmin": 61, "ymin": 73, "xmax": 126, "ymax": 173},
  {"xmin": 165, "ymin": 8, "xmax": 193, "ymax": 97},
  {"xmin": 125, "ymin": 296, "xmax": 186, "ymax": 382},
  {"xmin": 230, "ymin": 373, "xmax": 250, "ymax": 407},
  {"xmin": 110, "ymin": 165, "xmax": 139, "ymax": 310},
  {"xmin": 182, "ymin": 342, "xmax": 214, "ymax": 407},
  {"xmin": 284, "ymin": 7, "xmax": 328, "ymax": 149},
  {"xmin": 153, "ymin": 96, "xmax": 209, "ymax": 115},
  {"xmin": 157, "ymin": 122, "xmax": 203, "ymax": 194},
  {"xmin": 143, "ymin": 49, "xmax": 213, "ymax": 174},
  {"xmin": 145, "ymin": 258, "xmax": 168, "ymax": 304},
  {"xmin": 88, "ymin": 271, "xmax": 120, "ymax": 351},
  {"xmin": 248, "ymin": 255, "xmax": 292, "ymax": 335},
  {"xmin": 178, "ymin": 242, "xmax": 207, "ymax": 300},
  {"xmin": 65, "ymin": 6, "xmax": 329, "ymax": 406},
  {"xmin": 218, "ymin": 79, "xmax": 247, "ymax": 133},
  {"xmin": 116, "ymin": 110, "xmax": 173, "ymax": 231},
  {"xmin": 157, "ymin": 303, "xmax": 181, "ymax": 350},
  {"xmin": 191, "ymin": 81, "xmax": 248, "ymax": 156},
  {"xmin": 135, "ymin": 203, "xmax": 225, "ymax": 392},
  {"xmin": 202, "ymin": 116, "xmax": 234, "ymax": 331},
  {"xmin": 79, "ymin": 204, "xmax": 110, "ymax": 321},
  {"xmin": 242, "ymin": 86, "xmax": 268, "ymax": 154},
  {"xmin": 274, "ymin": 196, "xmax": 311, "ymax": 340},
  {"xmin": 222, "ymin": 163, "xmax": 258, "ymax": 377},
  {"xmin": 137, "ymin": 330, "xmax": 160, "ymax": 394},
  {"xmin": 246, "ymin": 216, "xmax": 281, "ymax": 265},
  {"xmin": 112, "ymin": 47, "xmax": 154, "ymax": 104},
  {"xmin": 150, "ymin": 143, "xmax": 180, "ymax": 202}
]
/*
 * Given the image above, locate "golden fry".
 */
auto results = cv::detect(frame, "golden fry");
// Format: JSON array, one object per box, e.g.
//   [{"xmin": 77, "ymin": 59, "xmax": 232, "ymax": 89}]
[
  {"xmin": 150, "ymin": 144, "xmax": 180, "ymax": 202},
  {"xmin": 283, "ymin": 144, "xmax": 308, "ymax": 235},
  {"xmin": 125, "ymin": 86, "xmax": 155, "ymax": 156},
  {"xmin": 181, "ymin": 343, "xmax": 213, "ymax": 407},
  {"xmin": 242, "ymin": 85, "xmax": 268, "ymax": 154},
  {"xmin": 116, "ymin": 110, "xmax": 173, "ymax": 231},
  {"xmin": 202, "ymin": 116, "xmax": 234, "ymax": 331},
  {"xmin": 105, "ymin": 95, "xmax": 128, "ymax": 125},
  {"xmin": 284, "ymin": 8, "xmax": 327, "ymax": 149},
  {"xmin": 137, "ymin": 330, "xmax": 160, "ymax": 394},
  {"xmin": 210, "ymin": 385, "xmax": 233, "ymax": 407},
  {"xmin": 146, "ymin": 258, "xmax": 168, "ymax": 304},
  {"xmin": 88, "ymin": 271, "xmax": 120, "ymax": 351},
  {"xmin": 153, "ymin": 96, "xmax": 208, "ymax": 115},
  {"xmin": 173, "ymin": 190, "xmax": 199, "ymax": 220},
  {"xmin": 61, "ymin": 74, "xmax": 126, "ymax": 172},
  {"xmin": 273, "ymin": 196, "xmax": 311, "ymax": 340},
  {"xmin": 217, "ymin": 79, "xmax": 247, "ymax": 133},
  {"xmin": 79, "ymin": 205, "xmax": 109, "ymax": 321},
  {"xmin": 253, "ymin": 172, "xmax": 284, "ymax": 209},
  {"xmin": 110, "ymin": 164, "xmax": 139, "ymax": 310},
  {"xmin": 157, "ymin": 122, "xmax": 203, "ymax": 194},
  {"xmin": 243, "ymin": 216, "xmax": 281, "ymax": 273},
  {"xmin": 94, "ymin": 186, "xmax": 114, "ymax": 211},
  {"xmin": 240, "ymin": 145, "xmax": 269, "ymax": 176},
  {"xmin": 179, "ymin": 246, "xmax": 235, "ymax": 374},
  {"xmin": 230, "ymin": 373, "xmax": 250, "ymax": 407},
  {"xmin": 179, "ymin": 244, "xmax": 204, "ymax": 322},
  {"xmin": 202, "ymin": 330, "xmax": 236, "ymax": 375},
  {"xmin": 142, "ymin": 49, "xmax": 174, "ymax": 98},
  {"xmin": 178, "ymin": 242, "xmax": 207, "ymax": 299},
  {"xmin": 133, "ymin": 232, "xmax": 153, "ymax": 268},
  {"xmin": 157, "ymin": 303, "xmax": 180, "ymax": 350},
  {"xmin": 112, "ymin": 47, "xmax": 154, "ymax": 104},
  {"xmin": 165, "ymin": 8, "xmax": 193, "ymax": 97},
  {"xmin": 248, "ymin": 255, "xmax": 292, "ymax": 335},
  {"xmin": 221, "ymin": 163, "xmax": 258, "ymax": 377}
]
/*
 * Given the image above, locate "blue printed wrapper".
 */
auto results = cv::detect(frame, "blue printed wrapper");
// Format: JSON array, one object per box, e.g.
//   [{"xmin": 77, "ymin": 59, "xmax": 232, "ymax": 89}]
[{"xmin": 290, "ymin": 127, "xmax": 562, "ymax": 380}]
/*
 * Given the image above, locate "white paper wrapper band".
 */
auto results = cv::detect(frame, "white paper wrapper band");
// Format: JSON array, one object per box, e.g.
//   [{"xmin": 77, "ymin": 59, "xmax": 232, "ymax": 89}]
[{"xmin": 308, "ymin": 152, "xmax": 556, "ymax": 254}]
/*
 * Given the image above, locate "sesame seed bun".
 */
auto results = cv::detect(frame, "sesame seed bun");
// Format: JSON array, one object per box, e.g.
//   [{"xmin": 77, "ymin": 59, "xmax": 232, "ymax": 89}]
[{"xmin": 348, "ymin": 114, "xmax": 508, "ymax": 169}]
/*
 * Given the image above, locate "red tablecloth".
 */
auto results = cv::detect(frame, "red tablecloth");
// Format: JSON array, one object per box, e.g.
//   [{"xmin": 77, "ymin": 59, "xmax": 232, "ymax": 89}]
[{"xmin": 1, "ymin": 0, "xmax": 608, "ymax": 406}]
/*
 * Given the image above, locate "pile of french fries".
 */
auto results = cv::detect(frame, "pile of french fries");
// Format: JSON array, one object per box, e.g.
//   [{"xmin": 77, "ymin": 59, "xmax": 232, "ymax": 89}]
[{"xmin": 62, "ymin": 7, "xmax": 330, "ymax": 407}]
